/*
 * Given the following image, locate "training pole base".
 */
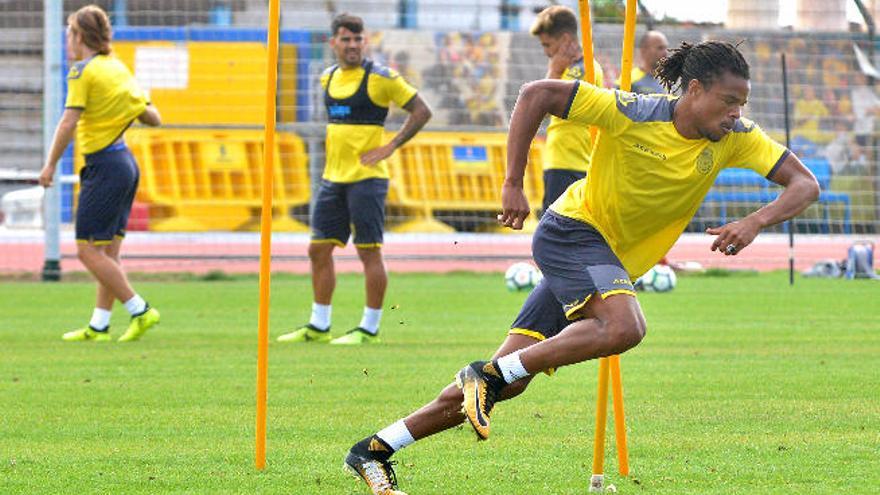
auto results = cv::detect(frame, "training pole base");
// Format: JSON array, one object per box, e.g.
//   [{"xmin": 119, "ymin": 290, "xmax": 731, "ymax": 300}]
[
  {"xmin": 41, "ymin": 259, "xmax": 61, "ymax": 281},
  {"xmin": 589, "ymin": 474, "xmax": 604, "ymax": 492}
]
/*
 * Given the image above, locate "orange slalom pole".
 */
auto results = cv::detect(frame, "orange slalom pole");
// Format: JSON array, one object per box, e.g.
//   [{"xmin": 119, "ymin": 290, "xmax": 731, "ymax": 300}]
[
  {"xmin": 590, "ymin": 357, "xmax": 610, "ymax": 492},
  {"xmin": 577, "ymin": 0, "xmax": 599, "ymax": 146},
  {"xmin": 609, "ymin": 355, "xmax": 629, "ymax": 475},
  {"xmin": 256, "ymin": 0, "xmax": 281, "ymax": 471},
  {"xmin": 618, "ymin": 0, "xmax": 638, "ymax": 92},
  {"xmin": 607, "ymin": 0, "xmax": 639, "ymax": 479},
  {"xmin": 577, "ymin": 0, "xmax": 596, "ymax": 83}
]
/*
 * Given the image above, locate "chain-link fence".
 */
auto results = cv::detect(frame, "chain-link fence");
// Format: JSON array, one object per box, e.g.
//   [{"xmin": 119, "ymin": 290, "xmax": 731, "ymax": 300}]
[{"xmin": 1, "ymin": 1, "xmax": 878, "ymax": 275}]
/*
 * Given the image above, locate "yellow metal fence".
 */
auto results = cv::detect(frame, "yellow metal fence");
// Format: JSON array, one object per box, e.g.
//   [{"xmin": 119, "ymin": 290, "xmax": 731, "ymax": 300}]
[
  {"xmin": 74, "ymin": 128, "xmax": 310, "ymax": 232},
  {"xmin": 74, "ymin": 130, "xmax": 542, "ymax": 232},
  {"xmin": 386, "ymin": 131, "xmax": 545, "ymax": 232}
]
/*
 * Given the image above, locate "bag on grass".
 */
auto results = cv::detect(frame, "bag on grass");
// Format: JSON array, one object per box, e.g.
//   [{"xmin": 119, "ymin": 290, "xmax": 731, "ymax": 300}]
[
  {"xmin": 803, "ymin": 259, "xmax": 844, "ymax": 278},
  {"xmin": 845, "ymin": 242, "xmax": 880, "ymax": 280}
]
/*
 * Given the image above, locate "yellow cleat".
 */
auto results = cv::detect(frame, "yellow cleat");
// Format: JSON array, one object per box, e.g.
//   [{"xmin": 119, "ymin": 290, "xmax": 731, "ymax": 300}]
[
  {"xmin": 118, "ymin": 307, "xmax": 160, "ymax": 342},
  {"xmin": 62, "ymin": 326, "xmax": 111, "ymax": 342},
  {"xmin": 276, "ymin": 324, "xmax": 332, "ymax": 343},
  {"xmin": 329, "ymin": 327, "xmax": 380, "ymax": 345}
]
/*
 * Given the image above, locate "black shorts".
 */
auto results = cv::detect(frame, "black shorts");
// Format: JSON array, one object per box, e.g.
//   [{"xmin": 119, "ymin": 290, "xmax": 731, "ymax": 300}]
[
  {"xmin": 75, "ymin": 143, "xmax": 139, "ymax": 245},
  {"xmin": 510, "ymin": 211, "xmax": 635, "ymax": 341},
  {"xmin": 311, "ymin": 178, "xmax": 389, "ymax": 247},
  {"xmin": 542, "ymin": 169, "xmax": 585, "ymax": 213}
]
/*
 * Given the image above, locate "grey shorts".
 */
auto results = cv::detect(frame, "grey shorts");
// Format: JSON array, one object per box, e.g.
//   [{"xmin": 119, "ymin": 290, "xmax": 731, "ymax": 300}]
[
  {"xmin": 311, "ymin": 178, "xmax": 388, "ymax": 247},
  {"xmin": 510, "ymin": 211, "xmax": 635, "ymax": 341}
]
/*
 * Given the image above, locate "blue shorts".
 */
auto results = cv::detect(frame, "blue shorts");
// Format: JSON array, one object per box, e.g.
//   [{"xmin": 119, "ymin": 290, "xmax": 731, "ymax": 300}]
[
  {"xmin": 75, "ymin": 143, "xmax": 139, "ymax": 245},
  {"xmin": 510, "ymin": 211, "xmax": 635, "ymax": 341},
  {"xmin": 311, "ymin": 178, "xmax": 389, "ymax": 247},
  {"xmin": 542, "ymin": 169, "xmax": 585, "ymax": 213}
]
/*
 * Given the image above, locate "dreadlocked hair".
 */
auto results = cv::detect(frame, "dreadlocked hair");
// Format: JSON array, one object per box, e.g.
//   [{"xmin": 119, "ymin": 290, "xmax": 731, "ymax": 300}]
[{"xmin": 655, "ymin": 40, "xmax": 750, "ymax": 94}]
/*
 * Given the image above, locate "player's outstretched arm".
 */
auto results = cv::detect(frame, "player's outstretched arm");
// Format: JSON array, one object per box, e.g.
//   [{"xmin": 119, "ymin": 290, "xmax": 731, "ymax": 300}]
[
  {"xmin": 360, "ymin": 94, "xmax": 432, "ymax": 166},
  {"xmin": 137, "ymin": 104, "xmax": 162, "ymax": 127},
  {"xmin": 500, "ymin": 79, "xmax": 577, "ymax": 229},
  {"xmin": 707, "ymin": 153, "xmax": 820, "ymax": 255}
]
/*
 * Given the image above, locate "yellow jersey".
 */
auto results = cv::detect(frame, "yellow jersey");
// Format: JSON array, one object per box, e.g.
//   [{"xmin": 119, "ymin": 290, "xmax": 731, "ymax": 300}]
[
  {"xmin": 321, "ymin": 59, "xmax": 418, "ymax": 183},
  {"xmin": 543, "ymin": 59, "xmax": 604, "ymax": 172},
  {"xmin": 550, "ymin": 82, "xmax": 788, "ymax": 278},
  {"xmin": 65, "ymin": 55, "xmax": 149, "ymax": 155}
]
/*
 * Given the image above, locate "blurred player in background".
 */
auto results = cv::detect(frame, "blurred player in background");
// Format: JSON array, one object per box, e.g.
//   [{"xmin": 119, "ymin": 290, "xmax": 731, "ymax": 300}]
[
  {"xmin": 617, "ymin": 30, "xmax": 669, "ymax": 94},
  {"xmin": 530, "ymin": 5, "xmax": 604, "ymax": 214},
  {"xmin": 277, "ymin": 13, "xmax": 432, "ymax": 345},
  {"xmin": 342, "ymin": 40, "xmax": 820, "ymax": 495},
  {"xmin": 39, "ymin": 4, "xmax": 162, "ymax": 342}
]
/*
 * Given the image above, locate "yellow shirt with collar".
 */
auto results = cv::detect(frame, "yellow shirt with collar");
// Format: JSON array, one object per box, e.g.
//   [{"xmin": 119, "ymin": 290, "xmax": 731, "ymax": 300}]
[{"xmin": 550, "ymin": 82, "xmax": 788, "ymax": 278}]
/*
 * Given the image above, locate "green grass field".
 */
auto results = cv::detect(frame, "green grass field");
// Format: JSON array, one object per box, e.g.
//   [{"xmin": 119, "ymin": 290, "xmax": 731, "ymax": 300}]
[{"xmin": 1, "ymin": 272, "xmax": 878, "ymax": 494}]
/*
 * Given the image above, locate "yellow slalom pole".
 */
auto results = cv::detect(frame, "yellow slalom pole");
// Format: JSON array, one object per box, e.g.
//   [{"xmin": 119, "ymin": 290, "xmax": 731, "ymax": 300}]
[
  {"xmin": 607, "ymin": 0, "xmax": 639, "ymax": 480},
  {"xmin": 590, "ymin": 357, "xmax": 610, "ymax": 492},
  {"xmin": 256, "ymin": 0, "xmax": 281, "ymax": 471}
]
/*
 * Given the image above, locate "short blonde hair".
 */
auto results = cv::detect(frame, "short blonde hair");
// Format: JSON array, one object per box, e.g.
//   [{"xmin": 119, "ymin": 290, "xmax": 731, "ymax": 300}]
[
  {"xmin": 68, "ymin": 4, "xmax": 112, "ymax": 55},
  {"xmin": 530, "ymin": 5, "xmax": 578, "ymax": 38}
]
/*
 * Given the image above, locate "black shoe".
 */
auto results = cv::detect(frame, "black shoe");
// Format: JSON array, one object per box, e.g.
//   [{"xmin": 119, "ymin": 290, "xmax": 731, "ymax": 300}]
[
  {"xmin": 344, "ymin": 441, "xmax": 406, "ymax": 495},
  {"xmin": 454, "ymin": 360, "xmax": 505, "ymax": 440}
]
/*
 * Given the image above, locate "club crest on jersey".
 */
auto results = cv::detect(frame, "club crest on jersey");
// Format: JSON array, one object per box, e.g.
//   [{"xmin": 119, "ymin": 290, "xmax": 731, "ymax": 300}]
[{"xmin": 696, "ymin": 148, "xmax": 714, "ymax": 174}]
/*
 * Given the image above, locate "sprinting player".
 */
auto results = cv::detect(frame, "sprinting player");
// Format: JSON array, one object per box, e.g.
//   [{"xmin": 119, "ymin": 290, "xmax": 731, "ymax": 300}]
[
  {"xmin": 39, "ymin": 4, "xmax": 161, "ymax": 343},
  {"xmin": 342, "ymin": 40, "xmax": 820, "ymax": 494},
  {"xmin": 618, "ymin": 30, "xmax": 669, "ymax": 94},
  {"xmin": 277, "ymin": 14, "xmax": 431, "ymax": 345},
  {"xmin": 530, "ymin": 5, "xmax": 605, "ymax": 213}
]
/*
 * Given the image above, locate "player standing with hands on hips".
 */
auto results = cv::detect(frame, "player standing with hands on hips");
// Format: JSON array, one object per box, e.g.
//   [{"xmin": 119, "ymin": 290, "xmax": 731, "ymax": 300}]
[
  {"xmin": 40, "ymin": 4, "xmax": 161, "ymax": 343},
  {"xmin": 342, "ymin": 40, "xmax": 819, "ymax": 495},
  {"xmin": 277, "ymin": 13, "xmax": 431, "ymax": 345}
]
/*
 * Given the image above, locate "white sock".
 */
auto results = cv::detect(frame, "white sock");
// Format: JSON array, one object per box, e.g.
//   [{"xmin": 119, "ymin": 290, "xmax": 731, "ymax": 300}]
[
  {"xmin": 123, "ymin": 295, "xmax": 147, "ymax": 316},
  {"xmin": 309, "ymin": 303, "xmax": 331, "ymax": 330},
  {"xmin": 89, "ymin": 308, "xmax": 112, "ymax": 331},
  {"xmin": 497, "ymin": 351, "xmax": 531, "ymax": 384},
  {"xmin": 359, "ymin": 307, "xmax": 382, "ymax": 334},
  {"xmin": 376, "ymin": 420, "xmax": 415, "ymax": 452}
]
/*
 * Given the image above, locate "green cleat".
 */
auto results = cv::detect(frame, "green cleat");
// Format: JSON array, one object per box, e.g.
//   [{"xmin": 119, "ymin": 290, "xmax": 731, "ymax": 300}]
[
  {"xmin": 330, "ymin": 327, "xmax": 380, "ymax": 345},
  {"xmin": 276, "ymin": 323, "xmax": 332, "ymax": 343},
  {"xmin": 118, "ymin": 306, "xmax": 160, "ymax": 342},
  {"xmin": 62, "ymin": 326, "xmax": 111, "ymax": 342}
]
